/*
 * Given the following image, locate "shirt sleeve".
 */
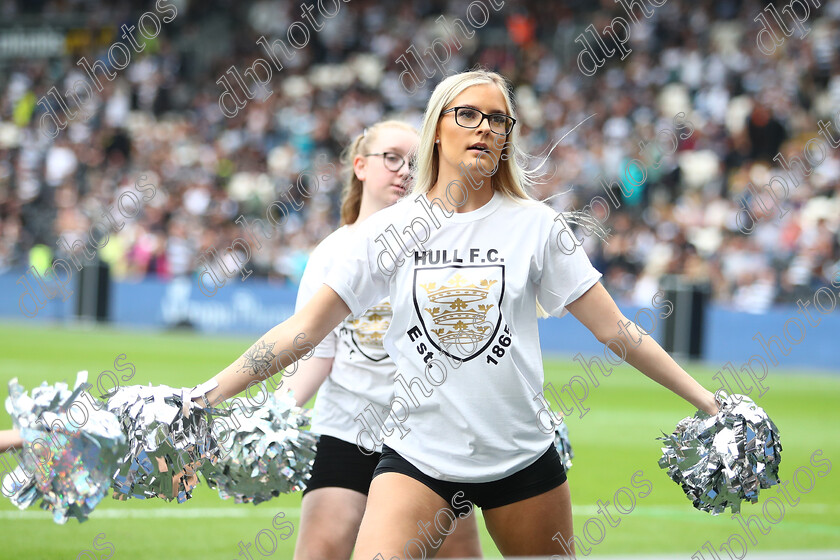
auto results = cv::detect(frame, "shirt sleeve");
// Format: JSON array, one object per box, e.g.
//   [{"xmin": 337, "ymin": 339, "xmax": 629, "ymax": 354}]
[
  {"xmin": 296, "ymin": 239, "xmax": 338, "ymax": 359},
  {"xmin": 537, "ymin": 215, "xmax": 603, "ymax": 318},
  {"xmin": 324, "ymin": 224, "xmax": 390, "ymax": 318}
]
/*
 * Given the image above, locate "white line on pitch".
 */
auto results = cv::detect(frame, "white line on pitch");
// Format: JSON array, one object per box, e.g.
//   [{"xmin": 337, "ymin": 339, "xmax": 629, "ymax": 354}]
[
  {"xmin": 0, "ymin": 503, "xmax": 837, "ymax": 520},
  {"xmin": 0, "ymin": 506, "xmax": 295, "ymax": 520}
]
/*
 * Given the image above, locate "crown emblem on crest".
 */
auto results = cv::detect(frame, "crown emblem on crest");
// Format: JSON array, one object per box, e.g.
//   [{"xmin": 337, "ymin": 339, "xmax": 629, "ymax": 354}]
[
  {"xmin": 419, "ymin": 273, "xmax": 497, "ymax": 346},
  {"xmin": 348, "ymin": 303, "xmax": 391, "ymax": 349}
]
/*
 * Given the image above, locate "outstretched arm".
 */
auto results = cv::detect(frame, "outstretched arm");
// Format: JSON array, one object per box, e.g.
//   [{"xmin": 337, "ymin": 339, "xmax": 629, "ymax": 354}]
[
  {"xmin": 565, "ymin": 283, "xmax": 717, "ymax": 414},
  {"xmin": 0, "ymin": 429, "xmax": 23, "ymax": 452},
  {"xmin": 198, "ymin": 285, "xmax": 351, "ymax": 406}
]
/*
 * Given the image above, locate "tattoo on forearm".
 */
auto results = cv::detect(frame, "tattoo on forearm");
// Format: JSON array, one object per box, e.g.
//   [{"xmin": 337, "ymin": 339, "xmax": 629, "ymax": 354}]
[{"xmin": 239, "ymin": 340, "xmax": 277, "ymax": 377}]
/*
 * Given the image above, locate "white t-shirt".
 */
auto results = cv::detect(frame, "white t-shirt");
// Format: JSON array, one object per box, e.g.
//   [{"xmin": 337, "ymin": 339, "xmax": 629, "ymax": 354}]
[
  {"xmin": 295, "ymin": 226, "xmax": 396, "ymax": 449},
  {"xmin": 325, "ymin": 190, "xmax": 602, "ymax": 482}
]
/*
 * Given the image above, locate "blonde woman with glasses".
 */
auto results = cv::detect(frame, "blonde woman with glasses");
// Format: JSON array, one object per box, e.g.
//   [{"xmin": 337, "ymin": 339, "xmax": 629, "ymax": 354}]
[{"xmin": 185, "ymin": 71, "xmax": 718, "ymax": 557}]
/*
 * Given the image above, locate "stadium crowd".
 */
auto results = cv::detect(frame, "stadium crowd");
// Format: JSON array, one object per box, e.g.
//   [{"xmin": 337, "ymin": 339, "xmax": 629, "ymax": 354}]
[{"xmin": 0, "ymin": 0, "xmax": 839, "ymax": 312}]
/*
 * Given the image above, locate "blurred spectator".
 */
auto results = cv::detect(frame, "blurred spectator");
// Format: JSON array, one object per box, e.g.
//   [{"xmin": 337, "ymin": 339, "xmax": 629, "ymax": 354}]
[{"xmin": 0, "ymin": 0, "xmax": 837, "ymax": 309}]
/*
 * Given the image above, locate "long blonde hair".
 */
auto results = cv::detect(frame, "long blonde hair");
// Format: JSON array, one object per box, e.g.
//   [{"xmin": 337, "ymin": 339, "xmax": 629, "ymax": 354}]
[
  {"xmin": 339, "ymin": 120, "xmax": 418, "ymax": 226},
  {"xmin": 411, "ymin": 70, "xmax": 536, "ymax": 201}
]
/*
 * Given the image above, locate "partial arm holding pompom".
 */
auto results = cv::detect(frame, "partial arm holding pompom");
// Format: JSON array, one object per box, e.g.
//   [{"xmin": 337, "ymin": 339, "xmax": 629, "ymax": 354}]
[
  {"xmin": 0, "ymin": 429, "xmax": 23, "ymax": 452},
  {"xmin": 3, "ymin": 373, "xmax": 125, "ymax": 523}
]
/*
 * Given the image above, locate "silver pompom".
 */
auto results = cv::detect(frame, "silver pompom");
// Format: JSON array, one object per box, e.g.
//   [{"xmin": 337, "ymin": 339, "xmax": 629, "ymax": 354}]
[
  {"xmin": 206, "ymin": 389, "xmax": 319, "ymax": 504},
  {"xmin": 554, "ymin": 421, "xmax": 574, "ymax": 472},
  {"xmin": 105, "ymin": 385, "xmax": 221, "ymax": 502},
  {"xmin": 3, "ymin": 373, "xmax": 125, "ymax": 523},
  {"xmin": 658, "ymin": 392, "xmax": 782, "ymax": 514}
]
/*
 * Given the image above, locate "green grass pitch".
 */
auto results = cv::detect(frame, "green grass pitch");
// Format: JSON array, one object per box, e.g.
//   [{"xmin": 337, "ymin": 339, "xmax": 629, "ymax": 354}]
[{"xmin": 0, "ymin": 321, "xmax": 837, "ymax": 559}]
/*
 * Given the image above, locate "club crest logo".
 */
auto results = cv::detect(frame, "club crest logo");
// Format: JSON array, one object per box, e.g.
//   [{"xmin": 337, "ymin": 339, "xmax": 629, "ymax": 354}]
[
  {"xmin": 412, "ymin": 265, "xmax": 505, "ymax": 362},
  {"xmin": 345, "ymin": 302, "xmax": 392, "ymax": 361}
]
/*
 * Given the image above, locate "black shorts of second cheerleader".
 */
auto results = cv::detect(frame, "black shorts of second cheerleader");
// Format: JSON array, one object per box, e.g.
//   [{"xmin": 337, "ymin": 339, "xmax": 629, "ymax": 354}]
[
  {"xmin": 373, "ymin": 444, "xmax": 567, "ymax": 509},
  {"xmin": 302, "ymin": 435, "xmax": 382, "ymax": 497}
]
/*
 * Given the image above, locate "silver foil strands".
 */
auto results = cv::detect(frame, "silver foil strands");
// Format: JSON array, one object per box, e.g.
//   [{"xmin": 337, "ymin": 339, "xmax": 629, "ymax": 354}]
[
  {"xmin": 3, "ymin": 373, "xmax": 126, "ymax": 523},
  {"xmin": 207, "ymin": 389, "xmax": 319, "ymax": 505},
  {"xmin": 554, "ymin": 421, "xmax": 574, "ymax": 472},
  {"xmin": 658, "ymin": 392, "xmax": 782, "ymax": 514},
  {"xmin": 105, "ymin": 384, "xmax": 221, "ymax": 502}
]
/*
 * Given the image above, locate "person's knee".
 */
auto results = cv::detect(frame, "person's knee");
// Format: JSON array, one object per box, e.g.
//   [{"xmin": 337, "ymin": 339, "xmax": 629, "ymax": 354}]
[
  {"xmin": 294, "ymin": 511, "xmax": 360, "ymax": 560},
  {"xmin": 295, "ymin": 490, "xmax": 365, "ymax": 560}
]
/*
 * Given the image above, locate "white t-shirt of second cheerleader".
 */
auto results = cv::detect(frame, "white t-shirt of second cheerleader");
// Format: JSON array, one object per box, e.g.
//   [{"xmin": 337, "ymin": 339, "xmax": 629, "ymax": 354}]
[
  {"xmin": 295, "ymin": 225, "xmax": 396, "ymax": 449},
  {"xmin": 324, "ymin": 190, "xmax": 602, "ymax": 482}
]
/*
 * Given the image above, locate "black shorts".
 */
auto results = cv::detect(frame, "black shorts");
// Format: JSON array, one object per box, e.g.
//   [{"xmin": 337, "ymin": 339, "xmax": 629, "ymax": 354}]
[
  {"xmin": 302, "ymin": 434, "xmax": 382, "ymax": 497},
  {"xmin": 373, "ymin": 444, "xmax": 567, "ymax": 510}
]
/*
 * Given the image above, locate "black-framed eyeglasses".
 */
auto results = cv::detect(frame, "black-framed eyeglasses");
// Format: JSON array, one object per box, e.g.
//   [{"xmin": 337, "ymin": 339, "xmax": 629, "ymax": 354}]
[
  {"xmin": 364, "ymin": 152, "xmax": 413, "ymax": 172},
  {"xmin": 441, "ymin": 106, "xmax": 516, "ymax": 136}
]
